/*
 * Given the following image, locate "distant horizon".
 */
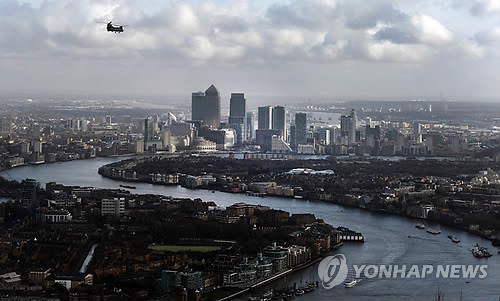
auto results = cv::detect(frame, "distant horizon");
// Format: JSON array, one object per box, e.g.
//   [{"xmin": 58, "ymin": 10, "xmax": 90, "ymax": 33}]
[{"xmin": 1, "ymin": 90, "xmax": 499, "ymax": 104}]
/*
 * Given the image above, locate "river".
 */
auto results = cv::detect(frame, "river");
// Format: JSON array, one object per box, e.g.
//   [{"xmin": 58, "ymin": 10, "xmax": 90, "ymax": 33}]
[{"xmin": 1, "ymin": 158, "xmax": 499, "ymax": 301}]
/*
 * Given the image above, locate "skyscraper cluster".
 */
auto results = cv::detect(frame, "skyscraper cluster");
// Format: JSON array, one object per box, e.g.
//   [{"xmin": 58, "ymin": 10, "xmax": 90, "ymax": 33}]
[{"xmin": 186, "ymin": 84, "xmax": 364, "ymax": 154}]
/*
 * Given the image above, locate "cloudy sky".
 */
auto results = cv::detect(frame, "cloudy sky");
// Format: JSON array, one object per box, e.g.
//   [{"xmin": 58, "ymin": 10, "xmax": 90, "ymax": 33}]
[{"xmin": 0, "ymin": 0, "xmax": 498, "ymax": 101}]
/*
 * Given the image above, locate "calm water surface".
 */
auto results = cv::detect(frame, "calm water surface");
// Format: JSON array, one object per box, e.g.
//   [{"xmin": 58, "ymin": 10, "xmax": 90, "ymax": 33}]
[{"xmin": 1, "ymin": 158, "xmax": 499, "ymax": 301}]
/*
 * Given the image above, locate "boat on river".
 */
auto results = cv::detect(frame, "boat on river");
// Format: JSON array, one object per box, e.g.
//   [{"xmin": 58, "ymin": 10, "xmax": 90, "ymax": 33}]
[
  {"xmin": 344, "ymin": 279, "xmax": 360, "ymax": 288},
  {"xmin": 415, "ymin": 223, "xmax": 425, "ymax": 229},
  {"xmin": 119, "ymin": 184, "xmax": 136, "ymax": 189},
  {"xmin": 426, "ymin": 228, "xmax": 441, "ymax": 235},
  {"xmin": 471, "ymin": 243, "xmax": 492, "ymax": 258}
]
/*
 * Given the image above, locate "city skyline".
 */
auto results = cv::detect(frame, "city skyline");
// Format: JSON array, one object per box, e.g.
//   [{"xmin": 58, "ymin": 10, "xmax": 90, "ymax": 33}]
[{"xmin": 0, "ymin": 0, "xmax": 497, "ymax": 100}]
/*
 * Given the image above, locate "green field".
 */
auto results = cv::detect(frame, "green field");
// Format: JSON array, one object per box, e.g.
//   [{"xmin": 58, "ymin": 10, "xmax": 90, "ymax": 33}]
[{"xmin": 149, "ymin": 245, "xmax": 220, "ymax": 253}]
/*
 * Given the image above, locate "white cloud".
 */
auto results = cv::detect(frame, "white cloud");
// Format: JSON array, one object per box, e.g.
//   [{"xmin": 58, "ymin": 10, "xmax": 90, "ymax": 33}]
[
  {"xmin": 0, "ymin": 0, "xmax": 496, "ymax": 67},
  {"xmin": 411, "ymin": 15, "xmax": 453, "ymax": 45}
]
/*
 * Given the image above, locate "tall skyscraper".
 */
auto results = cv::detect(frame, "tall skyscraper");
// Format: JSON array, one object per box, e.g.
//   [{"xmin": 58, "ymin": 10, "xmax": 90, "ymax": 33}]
[
  {"xmin": 246, "ymin": 112, "xmax": 256, "ymax": 139},
  {"xmin": 191, "ymin": 91, "xmax": 205, "ymax": 122},
  {"xmin": 144, "ymin": 116, "xmax": 154, "ymax": 142},
  {"xmin": 340, "ymin": 109, "xmax": 356, "ymax": 144},
  {"xmin": 272, "ymin": 106, "xmax": 287, "ymax": 140},
  {"xmin": 258, "ymin": 106, "xmax": 273, "ymax": 129},
  {"xmin": 295, "ymin": 112, "xmax": 307, "ymax": 148},
  {"xmin": 229, "ymin": 93, "xmax": 246, "ymax": 122},
  {"xmin": 191, "ymin": 85, "xmax": 221, "ymax": 129},
  {"xmin": 229, "ymin": 93, "xmax": 246, "ymax": 144},
  {"xmin": 203, "ymin": 84, "xmax": 221, "ymax": 129}
]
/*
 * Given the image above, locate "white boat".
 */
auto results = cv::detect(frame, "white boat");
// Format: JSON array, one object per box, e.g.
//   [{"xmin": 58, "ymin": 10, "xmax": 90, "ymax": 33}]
[
  {"xmin": 415, "ymin": 223, "xmax": 425, "ymax": 229},
  {"xmin": 426, "ymin": 228, "xmax": 441, "ymax": 235},
  {"xmin": 451, "ymin": 236, "xmax": 460, "ymax": 243},
  {"xmin": 344, "ymin": 279, "xmax": 360, "ymax": 288}
]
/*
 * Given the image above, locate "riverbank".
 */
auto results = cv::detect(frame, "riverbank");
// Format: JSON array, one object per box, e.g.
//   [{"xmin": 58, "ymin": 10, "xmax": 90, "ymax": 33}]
[
  {"xmin": 2, "ymin": 157, "xmax": 499, "ymax": 301},
  {"xmin": 215, "ymin": 245, "xmax": 343, "ymax": 301},
  {"xmin": 97, "ymin": 165, "xmax": 499, "ymax": 246}
]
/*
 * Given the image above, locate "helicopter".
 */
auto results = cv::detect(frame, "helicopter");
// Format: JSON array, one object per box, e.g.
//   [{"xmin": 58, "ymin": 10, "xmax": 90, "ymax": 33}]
[{"xmin": 97, "ymin": 21, "xmax": 127, "ymax": 33}]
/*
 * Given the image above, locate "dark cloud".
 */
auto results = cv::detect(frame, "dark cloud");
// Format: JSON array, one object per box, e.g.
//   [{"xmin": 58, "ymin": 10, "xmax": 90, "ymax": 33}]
[
  {"xmin": 374, "ymin": 26, "xmax": 419, "ymax": 44},
  {"xmin": 342, "ymin": 2, "xmax": 407, "ymax": 30},
  {"xmin": 0, "ymin": 0, "xmax": 496, "ymax": 99}
]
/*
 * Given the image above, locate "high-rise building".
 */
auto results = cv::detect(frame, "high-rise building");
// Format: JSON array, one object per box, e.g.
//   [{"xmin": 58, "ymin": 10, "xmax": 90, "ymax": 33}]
[
  {"xmin": 289, "ymin": 125, "xmax": 296, "ymax": 150},
  {"xmin": 340, "ymin": 109, "xmax": 356, "ymax": 145},
  {"xmin": 319, "ymin": 128, "xmax": 331, "ymax": 145},
  {"xmin": 191, "ymin": 92, "xmax": 205, "ymax": 122},
  {"xmin": 101, "ymin": 198, "xmax": 125, "ymax": 218},
  {"xmin": 294, "ymin": 112, "xmax": 307, "ymax": 148},
  {"xmin": 256, "ymin": 129, "xmax": 282, "ymax": 152},
  {"xmin": 246, "ymin": 112, "xmax": 256, "ymax": 139},
  {"xmin": 229, "ymin": 93, "xmax": 246, "ymax": 122},
  {"xmin": 30, "ymin": 123, "xmax": 41, "ymax": 140},
  {"xmin": 258, "ymin": 106, "xmax": 273, "ymax": 129},
  {"xmin": 272, "ymin": 106, "xmax": 287, "ymax": 140},
  {"xmin": 229, "ymin": 93, "xmax": 246, "ymax": 144},
  {"xmin": 144, "ymin": 116, "xmax": 154, "ymax": 143},
  {"xmin": 203, "ymin": 84, "xmax": 221, "ymax": 128},
  {"xmin": 0, "ymin": 117, "xmax": 12, "ymax": 135}
]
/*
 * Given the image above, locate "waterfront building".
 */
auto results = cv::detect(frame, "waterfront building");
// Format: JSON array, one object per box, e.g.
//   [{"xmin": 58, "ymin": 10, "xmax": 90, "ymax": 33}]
[
  {"xmin": 223, "ymin": 258, "xmax": 257, "ymax": 286},
  {"xmin": 258, "ymin": 106, "xmax": 273, "ymax": 130},
  {"xmin": 36, "ymin": 208, "xmax": 72, "ymax": 223},
  {"xmin": 262, "ymin": 242, "xmax": 288, "ymax": 273},
  {"xmin": 177, "ymin": 271, "xmax": 203, "ymax": 290},
  {"xmin": 286, "ymin": 245, "xmax": 311, "ymax": 267},
  {"xmin": 101, "ymin": 198, "xmax": 125, "ymax": 218}
]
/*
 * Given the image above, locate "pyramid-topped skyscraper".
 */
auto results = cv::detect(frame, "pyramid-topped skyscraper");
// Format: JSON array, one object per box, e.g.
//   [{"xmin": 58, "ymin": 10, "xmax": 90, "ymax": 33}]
[
  {"xmin": 191, "ymin": 84, "xmax": 221, "ymax": 129},
  {"xmin": 203, "ymin": 84, "xmax": 221, "ymax": 128}
]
